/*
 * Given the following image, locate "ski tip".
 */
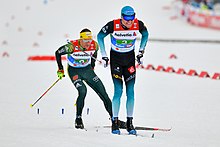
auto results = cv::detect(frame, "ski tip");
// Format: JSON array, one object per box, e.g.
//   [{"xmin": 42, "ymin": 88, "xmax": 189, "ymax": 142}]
[
  {"xmin": 30, "ymin": 104, "xmax": 33, "ymax": 108},
  {"xmin": 161, "ymin": 127, "xmax": 172, "ymax": 131}
]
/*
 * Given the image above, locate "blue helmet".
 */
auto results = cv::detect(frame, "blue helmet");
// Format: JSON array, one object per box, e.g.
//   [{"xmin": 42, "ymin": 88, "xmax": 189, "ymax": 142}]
[
  {"xmin": 121, "ymin": 6, "xmax": 135, "ymax": 15},
  {"xmin": 121, "ymin": 6, "xmax": 135, "ymax": 21}
]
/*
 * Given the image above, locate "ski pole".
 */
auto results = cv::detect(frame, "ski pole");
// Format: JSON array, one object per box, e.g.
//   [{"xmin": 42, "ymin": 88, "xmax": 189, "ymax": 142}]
[
  {"xmin": 81, "ymin": 50, "xmax": 102, "ymax": 63},
  {"xmin": 30, "ymin": 78, "xmax": 60, "ymax": 108}
]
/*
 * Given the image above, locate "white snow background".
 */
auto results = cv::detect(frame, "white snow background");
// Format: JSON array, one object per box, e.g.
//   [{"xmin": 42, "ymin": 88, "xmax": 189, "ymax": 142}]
[{"xmin": 1, "ymin": 0, "xmax": 220, "ymax": 147}]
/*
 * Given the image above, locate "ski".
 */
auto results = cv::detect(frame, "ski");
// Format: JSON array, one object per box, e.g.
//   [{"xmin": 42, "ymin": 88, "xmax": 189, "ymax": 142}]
[
  {"xmin": 135, "ymin": 126, "xmax": 172, "ymax": 132},
  {"xmin": 95, "ymin": 125, "xmax": 172, "ymax": 132},
  {"xmin": 116, "ymin": 133, "xmax": 147, "ymax": 137}
]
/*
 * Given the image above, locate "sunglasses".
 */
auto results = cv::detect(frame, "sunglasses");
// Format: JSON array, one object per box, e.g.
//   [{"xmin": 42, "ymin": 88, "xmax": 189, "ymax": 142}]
[{"xmin": 122, "ymin": 13, "xmax": 135, "ymax": 21}]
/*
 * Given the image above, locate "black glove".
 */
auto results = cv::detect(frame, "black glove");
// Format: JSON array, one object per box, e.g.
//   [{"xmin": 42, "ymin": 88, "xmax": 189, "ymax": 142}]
[
  {"xmin": 102, "ymin": 57, "xmax": 109, "ymax": 68},
  {"xmin": 136, "ymin": 51, "xmax": 144, "ymax": 65}
]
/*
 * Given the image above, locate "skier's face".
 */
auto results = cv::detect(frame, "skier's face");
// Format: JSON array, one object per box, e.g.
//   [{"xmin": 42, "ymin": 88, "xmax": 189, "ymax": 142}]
[
  {"xmin": 80, "ymin": 39, "xmax": 92, "ymax": 49},
  {"xmin": 121, "ymin": 18, "xmax": 134, "ymax": 28}
]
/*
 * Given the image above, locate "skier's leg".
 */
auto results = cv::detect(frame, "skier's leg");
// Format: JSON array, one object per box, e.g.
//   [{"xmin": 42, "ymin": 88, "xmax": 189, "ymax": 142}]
[
  {"xmin": 68, "ymin": 67, "xmax": 87, "ymax": 129},
  {"xmin": 68, "ymin": 67, "xmax": 87, "ymax": 117},
  {"xmin": 112, "ymin": 78, "xmax": 123, "ymax": 118},
  {"xmin": 125, "ymin": 78, "xmax": 135, "ymax": 117},
  {"xmin": 124, "ymin": 64, "xmax": 136, "ymax": 135},
  {"xmin": 109, "ymin": 61, "xmax": 123, "ymax": 118},
  {"xmin": 74, "ymin": 80, "xmax": 87, "ymax": 117},
  {"xmin": 85, "ymin": 70, "xmax": 113, "ymax": 117}
]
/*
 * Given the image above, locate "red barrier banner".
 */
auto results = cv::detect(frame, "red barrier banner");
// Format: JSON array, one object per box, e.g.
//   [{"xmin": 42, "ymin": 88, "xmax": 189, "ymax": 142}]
[
  {"xmin": 27, "ymin": 55, "xmax": 66, "ymax": 61},
  {"xmin": 187, "ymin": 7, "xmax": 220, "ymax": 30}
]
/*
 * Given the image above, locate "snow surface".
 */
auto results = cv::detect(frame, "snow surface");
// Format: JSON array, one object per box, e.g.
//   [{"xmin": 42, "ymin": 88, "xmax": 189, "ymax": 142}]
[{"xmin": 1, "ymin": 0, "xmax": 220, "ymax": 147}]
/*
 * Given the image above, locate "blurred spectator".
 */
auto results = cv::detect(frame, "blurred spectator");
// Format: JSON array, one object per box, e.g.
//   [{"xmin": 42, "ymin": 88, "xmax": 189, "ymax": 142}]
[
  {"xmin": 182, "ymin": 0, "xmax": 190, "ymax": 4},
  {"xmin": 213, "ymin": 0, "xmax": 220, "ymax": 4},
  {"xmin": 190, "ymin": 0, "xmax": 202, "ymax": 8},
  {"xmin": 213, "ymin": 1, "xmax": 220, "ymax": 13},
  {"xmin": 201, "ymin": 0, "xmax": 214, "ymax": 10},
  {"xmin": 189, "ymin": 0, "xmax": 214, "ymax": 10}
]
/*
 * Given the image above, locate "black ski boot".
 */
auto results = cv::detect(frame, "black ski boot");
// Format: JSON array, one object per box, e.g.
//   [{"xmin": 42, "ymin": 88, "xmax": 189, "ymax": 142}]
[
  {"xmin": 111, "ymin": 117, "xmax": 120, "ymax": 134},
  {"xmin": 75, "ymin": 116, "xmax": 84, "ymax": 129},
  {"xmin": 118, "ymin": 120, "xmax": 126, "ymax": 129},
  {"xmin": 126, "ymin": 117, "xmax": 137, "ymax": 135}
]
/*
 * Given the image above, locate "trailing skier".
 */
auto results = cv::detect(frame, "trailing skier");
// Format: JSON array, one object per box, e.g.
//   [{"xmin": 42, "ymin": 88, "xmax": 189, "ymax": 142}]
[{"xmin": 55, "ymin": 28, "xmax": 113, "ymax": 129}]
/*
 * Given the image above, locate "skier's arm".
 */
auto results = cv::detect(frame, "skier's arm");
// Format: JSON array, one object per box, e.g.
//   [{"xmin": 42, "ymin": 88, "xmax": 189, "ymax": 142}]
[
  {"xmin": 91, "ymin": 50, "xmax": 97, "ymax": 69},
  {"xmin": 91, "ymin": 42, "xmax": 99, "ymax": 69},
  {"xmin": 138, "ymin": 20, "xmax": 149, "ymax": 52},
  {"xmin": 55, "ymin": 43, "xmax": 73, "ymax": 70},
  {"xmin": 97, "ymin": 21, "xmax": 114, "ymax": 57}
]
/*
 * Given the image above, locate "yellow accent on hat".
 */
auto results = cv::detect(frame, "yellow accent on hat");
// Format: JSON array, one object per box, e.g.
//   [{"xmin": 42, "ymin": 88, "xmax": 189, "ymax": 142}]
[{"xmin": 80, "ymin": 32, "xmax": 92, "ymax": 39}]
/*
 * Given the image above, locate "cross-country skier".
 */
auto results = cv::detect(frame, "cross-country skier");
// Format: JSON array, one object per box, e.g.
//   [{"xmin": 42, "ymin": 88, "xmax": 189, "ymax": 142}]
[
  {"xmin": 97, "ymin": 6, "xmax": 149, "ymax": 135},
  {"xmin": 55, "ymin": 28, "xmax": 114, "ymax": 129}
]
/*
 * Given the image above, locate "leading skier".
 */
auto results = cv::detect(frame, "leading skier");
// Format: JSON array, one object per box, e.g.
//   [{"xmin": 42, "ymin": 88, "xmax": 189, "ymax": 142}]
[{"xmin": 97, "ymin": 6, "xmax": 149, "ymax": 135}]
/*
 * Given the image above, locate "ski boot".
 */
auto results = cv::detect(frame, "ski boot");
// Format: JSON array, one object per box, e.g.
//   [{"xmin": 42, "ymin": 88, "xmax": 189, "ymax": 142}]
[
  {"xmin": 111, "ymin": 117, "xmax": 120, "ymax": 135},
  {"xmin": 126, "ymin": 117, "xmax": 137, "ymax": 135},
  {"xmin": 75, "ymin": 116, "xmax": 84, "ymax": 129},
  {"xmin": 118, "ymin": 119, "xmax": 126, "ymax": 129}
]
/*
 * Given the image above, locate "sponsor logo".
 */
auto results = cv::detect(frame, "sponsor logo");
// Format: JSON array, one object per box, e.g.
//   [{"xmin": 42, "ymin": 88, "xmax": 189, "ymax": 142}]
[
  {"xmin": 133, "ymin": 32, "xmax": 137, "ymax": 36},
  {"xmin": 90, "ymin": 44, "xmax": 94, "ymax": 49},
  {"xmin": 79, "ymin": 60, "xmax": 85, "ymax": 64},
  {"xmin": 133, "ymin": 23, "xmax": 137, "ymax": 28},
  {"xmin": 126, "ymin": 74, "xmax": 135, "ymax": 82},
  {"xmin": 122, "ymin": 40, "xmax": 127, "ymax": 44},
  {"xmin": 114, "ymin": 67, "xmax": 120, "ymax": 72},
  {"xmin": 113, "ymin": 74, "xmax": 122, "ymax": 79},
  {"xmin": 116, "ymin": 24, "xmax": 120, "ymax": 29},
  {"xmin": 72, "ymin": 75, "xmax": 78, "ymax": 80},
  {"xmin": 75, "ymin": 83, "xmax": 82, "ymax": 88},
  {"xmin": 73, "ymin": 79, "xmax": 81, "ymax": 84},
  {"xmin": 128, "ymin": 66, "xmax": 135, "ymax": 74},
  {"xmin": 93, "ymin": 76, "xmax": 99, "ymax": 82},
  {"xmin": 102, "ymin": 27, "xmax": 107, "ymax": 33},
  {"xmin": 58, "ymin": 48, "xmax": 66, "ymax": 54},
  {"xmin": 114, "ymin": 32, "xmax": 133, "ymax": 37},
  {"xmin": 73, "ymin": 53, "xmax": 90, "ymax": 57}
]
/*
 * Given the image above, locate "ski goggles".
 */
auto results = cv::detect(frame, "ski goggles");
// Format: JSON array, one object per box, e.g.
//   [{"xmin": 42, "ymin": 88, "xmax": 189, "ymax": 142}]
[
  {"xmin": 122, "ymin": 13, "xmax": 135, "ymax": 21},
  {"xmin": 80, "ymin": 32, "xmax": 93, "ymax": 39}
]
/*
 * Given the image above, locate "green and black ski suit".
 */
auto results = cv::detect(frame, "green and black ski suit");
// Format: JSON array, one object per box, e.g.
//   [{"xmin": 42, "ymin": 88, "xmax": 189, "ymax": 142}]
[{"xmin": 55, "ymin": 39, "xmax": 112, "ymax": 118}]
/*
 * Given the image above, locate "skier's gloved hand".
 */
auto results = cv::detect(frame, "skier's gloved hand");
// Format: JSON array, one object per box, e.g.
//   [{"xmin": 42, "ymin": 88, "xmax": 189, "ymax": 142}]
[
  {"xmin": 136, "ymin": 50, "xmax": 144, "ymax": 65},
  {"xmin": 102, "ymin": 57, "xmax": 109, "ymax": 68},
  {"xmin": 57, "ymin": 69, "xmax": 65, "ymax": 80}
]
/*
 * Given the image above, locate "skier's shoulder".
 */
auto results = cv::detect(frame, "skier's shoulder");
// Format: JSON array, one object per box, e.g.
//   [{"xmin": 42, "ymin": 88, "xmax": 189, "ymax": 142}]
[
  {"xmin": 105, "ymin": 20, "xmax": 114, "ymax": 30},
  {"xmin": 107, "ymin": 20, "xmax": 114, "ymax": 26},
  {"xmin": 100, "ymin": 20, "xmax": 114, "ymax": 34},
  {"xmin": 69, "ymin": 39, "xmax": 78, "ymax": 45},
  {"xmin": 137, "ymin": 19, "xmax": 148, "ymax": 32},
  {"xmin": 62, "ymin": 39, "xmax": 78, "ymax": 52},
  {"xmin": 137, "ymin": 19, "xmax": 145, "ymax": 27},
  {"xmin": 92, "ymin": 40, "xmax": 99, "ymax": 50}
]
